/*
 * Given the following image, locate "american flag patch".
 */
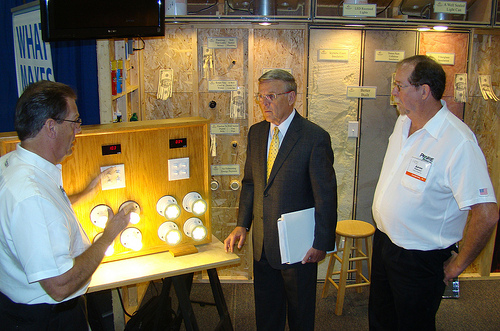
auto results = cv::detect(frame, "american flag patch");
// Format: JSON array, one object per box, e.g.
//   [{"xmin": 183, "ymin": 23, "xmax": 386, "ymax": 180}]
[{"xmin": 479, "ymin": 188, "xmax": 488, "ymax": 196}]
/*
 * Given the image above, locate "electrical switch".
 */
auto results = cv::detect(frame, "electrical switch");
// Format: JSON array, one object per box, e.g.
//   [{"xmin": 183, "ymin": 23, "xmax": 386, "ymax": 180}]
[{"xmin": 100, "ymin": 164, "xmax": 126, "ymax": 190}]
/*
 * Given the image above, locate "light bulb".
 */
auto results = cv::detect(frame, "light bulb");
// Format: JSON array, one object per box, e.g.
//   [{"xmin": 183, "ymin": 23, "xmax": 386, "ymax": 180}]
[
  {"xmin": 129, "ymin": 212, "xmax": 140, "ymax": 224},
  {"xmin": 158, "ymin": 221, "xmax": 182, "ymax": 245},
  {"xmin": 93, "ymin": 232, "xmax": 114, "ymax": 256},
  {"xmin": 183, "ymin": 192, "xmax": 207, "ymax": 216},
  {"xmin": 90, "ymin": 204, "xmax": 113, "ymax": 228},
  {"xmin": 119, "ymin": 201, "xmax": 141, "ymax": 224},
  {"xmin": 120, "ymin": 227, "xmax": 143, "ymax": 251},
  {"xmin": 183, "ymin": 217, "xmax": 207, "ymax": 241},
  {"xmin": 157, "ymin": 196, "xmax": 181, "ymax": 220}
]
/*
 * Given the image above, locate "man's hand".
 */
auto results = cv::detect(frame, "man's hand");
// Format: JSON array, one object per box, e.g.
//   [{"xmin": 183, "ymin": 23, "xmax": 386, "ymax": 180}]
[
  {"xmin": 100, "ymin": 203, "xmax": 133, "ymax": 244},
  {"xmin": 224, "ymin": 226, "xmax": 247, "ymax": 253},
  {"xmin": 69, "ymin": 166, "xmax": 117, "ymax": 204},
  {"xmin": 302, "ymin": 247, "xmax": 326, "ymax": 264}
]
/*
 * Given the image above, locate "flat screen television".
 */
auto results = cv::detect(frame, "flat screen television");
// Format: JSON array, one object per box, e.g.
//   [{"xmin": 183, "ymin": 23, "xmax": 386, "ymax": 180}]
[{"xmin": 40, "ymin": 0, "xmax": 165, "ymax": 41}]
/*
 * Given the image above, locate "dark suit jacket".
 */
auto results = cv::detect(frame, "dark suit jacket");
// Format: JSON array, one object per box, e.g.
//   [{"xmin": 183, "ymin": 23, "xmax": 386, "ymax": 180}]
[{"xmin": 237, "ymin": 112, "xmax": 338, "ymax": 270}]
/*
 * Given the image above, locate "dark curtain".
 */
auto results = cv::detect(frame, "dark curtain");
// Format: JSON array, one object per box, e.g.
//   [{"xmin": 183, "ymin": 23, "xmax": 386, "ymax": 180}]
[{"xmin": 0, "ymin": 0, "xmax": 100, "ymax": 134}]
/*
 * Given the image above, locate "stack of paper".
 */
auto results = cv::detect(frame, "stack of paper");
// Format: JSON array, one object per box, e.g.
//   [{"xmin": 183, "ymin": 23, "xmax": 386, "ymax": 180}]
[{"xmin": 277, "ymin": 207, "xmax": 315, "ymax": 264}]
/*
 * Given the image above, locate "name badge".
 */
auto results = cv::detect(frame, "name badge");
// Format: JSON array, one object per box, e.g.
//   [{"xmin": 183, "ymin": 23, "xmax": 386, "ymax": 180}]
[{"xmin": 405, "ymin": 157, "xmax": 431, "ymax": 182}]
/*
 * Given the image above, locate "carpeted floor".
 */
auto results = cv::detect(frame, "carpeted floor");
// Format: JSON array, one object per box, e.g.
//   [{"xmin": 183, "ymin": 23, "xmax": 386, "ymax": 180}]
[{"xmin": 165, "ymin": 278, "xmax": 500, "ymax": 330}]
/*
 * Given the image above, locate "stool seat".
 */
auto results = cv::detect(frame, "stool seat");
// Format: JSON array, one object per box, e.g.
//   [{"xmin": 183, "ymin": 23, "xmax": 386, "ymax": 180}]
[
  {"xmin": 322, "ymin": 220, "xmax": 375, "ymax": 316},
  {"xmin": 336, "ymin": 220, "xmax": 375, "ymax": 238}
]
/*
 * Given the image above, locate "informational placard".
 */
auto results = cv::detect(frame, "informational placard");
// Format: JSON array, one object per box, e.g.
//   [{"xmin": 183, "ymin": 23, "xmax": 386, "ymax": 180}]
[
  {"xmin": 210, "ymin": 123, "xmax": 240, "ymax": 135},
  {"xmin": 208, "ymin": 37, "xmax": 238, "ymax": 49},
  {"xmin": 211, "ymin": 165, "xmax": 240, "ymax": 176},
  {"xmin": 434, "ymin": 1, "xmax": 467, "ymax": 15},
  {"xmin": 318, "ymin": 49, "xmax": 349, "ymax": 62},
  {"xmin": 346, "ymin": 86, "xmax": 377, "ymax": 99},
  {"xmin": 343, "ymin": 4, "xmax": 377, "ymax": 17},
  {"xmin": 208, "ymin": 80, "xmax": 238, "ymax": 91},
  {"xmin": 426, "ymin": 52, "xmax": 455, "ymax": 65},
  {"xmin": 12, "ymin": 3, "xmax": 54, "ymax": 97},
  {"xmin": 375, "ymin": 50, "xmax": 405, "ymax": 63}
]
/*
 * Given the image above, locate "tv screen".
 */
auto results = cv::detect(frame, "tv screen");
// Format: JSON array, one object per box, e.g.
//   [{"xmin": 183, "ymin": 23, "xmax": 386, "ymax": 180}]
[{"xmin": 40, "ymin": 0, "xmax": 165, "ymax": 41}]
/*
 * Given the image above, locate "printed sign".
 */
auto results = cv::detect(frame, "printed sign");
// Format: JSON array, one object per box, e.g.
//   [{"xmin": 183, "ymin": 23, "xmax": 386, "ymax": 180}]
[{"xmin": 12, "ymin": 4, "xmax": 54, "ymax": 97}]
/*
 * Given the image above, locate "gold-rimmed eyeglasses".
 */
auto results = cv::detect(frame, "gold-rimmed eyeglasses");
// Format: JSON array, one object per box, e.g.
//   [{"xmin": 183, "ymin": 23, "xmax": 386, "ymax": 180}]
[{"xmin": 255, "ymin": 91, "xmax": 292, "ymax": 102}]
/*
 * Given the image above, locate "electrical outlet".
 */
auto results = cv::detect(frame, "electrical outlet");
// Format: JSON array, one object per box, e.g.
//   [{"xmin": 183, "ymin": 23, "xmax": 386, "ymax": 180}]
[
  {"xmin": 168, "ymin": 157, "xmax": 189, "ymax": 181},
  {"xmin": 100, "ymin": 164, "xmax": 126, "ymax": 190}
]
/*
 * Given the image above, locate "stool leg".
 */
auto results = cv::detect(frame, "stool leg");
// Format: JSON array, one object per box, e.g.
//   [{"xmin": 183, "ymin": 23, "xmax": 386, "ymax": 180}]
[
  {"xmin": 355, "ymin": 238, "xmax": 363, "ymax": 293},
  {"xmin": 322, "ymin": 235, "xmax": 341, "ymax": 298},
  {"xmin": 335, "ymin": 237, "xmax": 352, "ymax": 316},
  {"xmin": 366, "ymin": 235, "xmax": 373, "ymax": 282}
]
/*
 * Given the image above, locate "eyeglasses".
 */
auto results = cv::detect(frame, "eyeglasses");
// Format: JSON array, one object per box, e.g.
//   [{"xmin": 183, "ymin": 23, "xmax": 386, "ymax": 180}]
[
  {"xmin": 255, "ymin": 91, "xmax": 292, "ymax": 102},
  {"xmin": 57, "ymin": 118, "xmax": 82, "ymax": 126},
  {"xmin": 394, "ymin": 82, "xmax": 419, "ymax": 92}
]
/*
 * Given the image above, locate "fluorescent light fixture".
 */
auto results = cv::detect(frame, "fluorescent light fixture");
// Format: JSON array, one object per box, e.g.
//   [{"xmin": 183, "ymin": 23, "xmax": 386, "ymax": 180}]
[
  {"xmin": 433, "ymin": 25, "xmax": 448, "ymax": 31},
  {"xmin": 183, "ymin": 217, "xmax": 208, "ymax": 241}
]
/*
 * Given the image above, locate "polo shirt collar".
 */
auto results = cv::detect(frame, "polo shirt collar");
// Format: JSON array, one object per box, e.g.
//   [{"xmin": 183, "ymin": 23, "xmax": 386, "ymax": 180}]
[{"xmin": 16, "ymin": 143, "xmax": 63, "ymax": 187}]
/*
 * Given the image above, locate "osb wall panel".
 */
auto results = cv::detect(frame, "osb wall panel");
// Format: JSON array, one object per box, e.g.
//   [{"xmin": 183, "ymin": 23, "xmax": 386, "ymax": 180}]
[
  {"xmin": 308, "ymin": 29, "xmax": 361, "ymax": 223},
  {"xmin": 419, "ymin": 32, "xmax": 469, "ymax": 119},
  {"xmin": 464, "ymin": 33, "xmax": 500, "ymax": 276},
  {"xmin": 142, "ymin": 27, "xmax": 196, "ymax": 120},
  {"xmin": 252, "ymin": 28, "xmax": 306, "ymax": 124},
  {"xmin": 197, "ymin": 28, "xmax": 251, "ymax": 279}
]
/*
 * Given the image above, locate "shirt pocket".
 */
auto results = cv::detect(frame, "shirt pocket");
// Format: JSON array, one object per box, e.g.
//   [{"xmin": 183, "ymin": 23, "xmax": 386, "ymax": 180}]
[{"xmin": 401, "ymin": 172, "xmax": 427, "ymax": 193}]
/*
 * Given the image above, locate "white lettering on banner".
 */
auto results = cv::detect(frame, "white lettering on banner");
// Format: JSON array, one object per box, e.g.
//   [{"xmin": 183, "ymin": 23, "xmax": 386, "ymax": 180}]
[{"xmin": 12, "ymin": 4, "xmax": 55, "ymax": 96}]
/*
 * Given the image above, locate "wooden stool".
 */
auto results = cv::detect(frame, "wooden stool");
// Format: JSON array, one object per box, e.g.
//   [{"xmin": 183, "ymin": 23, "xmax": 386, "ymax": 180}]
[{"xmin": 321, "ymin": 220, "xmax": 375, "ymax": 315}]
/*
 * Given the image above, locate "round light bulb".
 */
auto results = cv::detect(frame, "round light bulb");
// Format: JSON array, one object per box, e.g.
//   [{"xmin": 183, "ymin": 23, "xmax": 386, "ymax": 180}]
[
  {"xmin": 166, "ymin": 229, "xmax": 182, "ymax": 245},
  {"xmin": 129, "ymin": 212, "xmax": 140, "ymax": 224},
  {"xmin": 165, "ymin": 204, "xmax": 181, "ymax": 220},
  {"xmin": 98, "ymin": 215, "xmax": 108, "ymax": 226},
  {"xmin": 192, "ymin": 199, "xmax": 207, "ymax": 216},
  {"xmin": 192, "ymin": 225, "xmax": 207, "ymax": 241}
]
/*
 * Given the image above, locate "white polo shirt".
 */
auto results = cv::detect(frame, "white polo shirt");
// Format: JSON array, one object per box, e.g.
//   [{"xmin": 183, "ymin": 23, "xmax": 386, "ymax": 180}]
[
  {"xmin": 0, "ymin": 144, "xmax": 90, "ymax": 304},
  {"xmin": 372, "ymin": 101, "xmax": 496, "ymax": 250}
]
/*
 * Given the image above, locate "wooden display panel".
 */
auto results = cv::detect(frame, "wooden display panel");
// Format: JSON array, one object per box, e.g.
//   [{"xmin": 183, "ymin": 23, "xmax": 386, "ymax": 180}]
[{"xmin": 0, "ymin": 118, "xmax": 211, "ymax": 263}]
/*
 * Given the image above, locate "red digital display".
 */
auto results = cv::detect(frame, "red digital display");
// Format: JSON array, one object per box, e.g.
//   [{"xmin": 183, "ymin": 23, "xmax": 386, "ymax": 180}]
[
  {"xmin": 169, "ymin": 138, "xmax": 187, "ymax": 149},
  {"xmin": 102, "ymin": 144, "xmax": 122, "ymax": 155}
]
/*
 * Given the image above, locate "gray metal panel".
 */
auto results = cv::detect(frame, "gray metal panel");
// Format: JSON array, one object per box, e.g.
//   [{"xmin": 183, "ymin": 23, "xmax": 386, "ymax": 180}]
[{"xmin": 355, "ymin": 30, "xmax": 417, "ymax": 225}]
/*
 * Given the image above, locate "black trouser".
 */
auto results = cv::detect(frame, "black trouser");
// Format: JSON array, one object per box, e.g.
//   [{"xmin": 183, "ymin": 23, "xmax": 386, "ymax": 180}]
[
  {"xmin": 369, "ymin": 229, "xmax": 456, "ymax": 331},
  {"xmin": 0, "ymin": 291, "xmax": 88, "ymax": 331},
  {"xmin": 253, "ymin": 247, "xmax": 317, "ymax": 331}
]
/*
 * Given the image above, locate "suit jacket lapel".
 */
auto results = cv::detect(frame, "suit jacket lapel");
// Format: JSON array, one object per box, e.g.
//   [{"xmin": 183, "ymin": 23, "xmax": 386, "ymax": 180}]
[{"xmin": 265, "ymin": 112, "xmax": 303, "ymax": 188}]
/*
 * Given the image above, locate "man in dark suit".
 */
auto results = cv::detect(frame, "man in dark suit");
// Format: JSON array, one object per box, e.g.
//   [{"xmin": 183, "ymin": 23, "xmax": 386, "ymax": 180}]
[{"xmin": 224, "ymin": 69, "xmax": 337, "ymax": 330}]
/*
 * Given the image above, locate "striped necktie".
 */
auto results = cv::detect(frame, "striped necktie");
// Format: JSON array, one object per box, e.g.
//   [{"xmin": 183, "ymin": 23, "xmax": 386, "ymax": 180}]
[{"xmin": 267, "ymin": 127, "xmax": 280, "ymax": 181}]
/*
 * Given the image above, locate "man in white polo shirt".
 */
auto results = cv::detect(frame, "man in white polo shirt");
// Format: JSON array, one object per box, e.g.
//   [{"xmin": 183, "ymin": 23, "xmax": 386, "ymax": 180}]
[
  {"xmin": 370, "ymin": 55, "xmax": 498, "ymax": 330},
  {"xmin": 0, "ymin": 81, "xmax": 132, "ymax": 330}
]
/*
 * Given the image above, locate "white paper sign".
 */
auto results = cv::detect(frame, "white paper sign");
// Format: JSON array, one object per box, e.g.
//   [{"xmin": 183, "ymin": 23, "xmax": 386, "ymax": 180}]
[
  {"xmin": 208, "ymin": 80, "xmax": 238, "ymax": 91},
  {"xmin": 12, "ymin": 3, "xmax": 54, "ymax": 97}
]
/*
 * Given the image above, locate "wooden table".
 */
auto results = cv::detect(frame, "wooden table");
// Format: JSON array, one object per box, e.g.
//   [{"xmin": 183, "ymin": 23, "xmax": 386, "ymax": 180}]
[{"xmin": 88, "ymin": 236, "xmax": 240, "ymax": 330}]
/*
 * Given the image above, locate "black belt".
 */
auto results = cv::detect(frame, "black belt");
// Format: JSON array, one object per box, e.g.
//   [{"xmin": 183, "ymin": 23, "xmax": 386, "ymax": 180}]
[{"xmin": 0, "ymin": 291, "xmax": 81, "ymax": 313}]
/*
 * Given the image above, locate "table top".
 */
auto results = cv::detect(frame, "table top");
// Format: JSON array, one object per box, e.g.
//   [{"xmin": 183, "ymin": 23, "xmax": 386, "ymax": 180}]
[{"xmin": 88, "ymin": 236, "xmax": 240, "ymax": 293}]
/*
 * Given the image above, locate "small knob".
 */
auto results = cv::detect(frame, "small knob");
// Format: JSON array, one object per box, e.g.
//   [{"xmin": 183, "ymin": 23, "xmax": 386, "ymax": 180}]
[{"xmin": 209, "ymin": 100, "xmax": 217, "ymax": 108}]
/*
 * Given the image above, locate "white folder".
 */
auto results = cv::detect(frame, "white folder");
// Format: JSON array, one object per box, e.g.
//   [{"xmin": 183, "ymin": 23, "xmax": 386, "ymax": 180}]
[{"xmin": 277, "ymin": 207, "xmax": 315, "ymax": 264}]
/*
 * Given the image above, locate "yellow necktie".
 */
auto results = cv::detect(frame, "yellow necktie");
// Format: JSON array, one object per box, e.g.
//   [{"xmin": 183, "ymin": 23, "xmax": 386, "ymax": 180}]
[{"xmin": 267, "ymin": 127, "xmax": 280, "ymax": 181}]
